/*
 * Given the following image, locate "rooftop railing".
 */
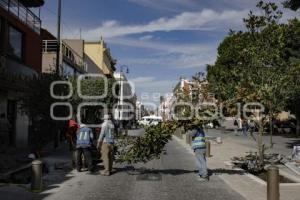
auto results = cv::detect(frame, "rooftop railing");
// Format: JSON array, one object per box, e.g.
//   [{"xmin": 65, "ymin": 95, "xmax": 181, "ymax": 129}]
[
  {"xmin": 43, "ymin": 40, "xmax": 87, "ymax": 72},
  {"xmin": 0, "ymin": 0, "xmax": 41, "ymax": 34}
]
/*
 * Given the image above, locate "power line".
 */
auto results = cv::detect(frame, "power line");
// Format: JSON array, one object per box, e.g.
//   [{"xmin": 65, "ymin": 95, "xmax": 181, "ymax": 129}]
[{"xmin": 41, "ymin": 6, "xmax": 80, "ymax": 39}]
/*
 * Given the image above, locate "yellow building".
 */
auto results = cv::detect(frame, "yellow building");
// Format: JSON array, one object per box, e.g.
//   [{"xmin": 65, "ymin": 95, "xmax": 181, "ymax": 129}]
[{"xmin": 84, "ymin": 38, "xmax": 116, "ymax": 76}]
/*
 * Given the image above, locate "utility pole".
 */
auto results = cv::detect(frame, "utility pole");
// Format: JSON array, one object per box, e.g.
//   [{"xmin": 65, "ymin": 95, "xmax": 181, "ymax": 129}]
[
  {"xmin": 54, "ymin": 0, "xmax": 62, "ymax": 149},
  {"xmin": 56, "ymin": 0, "xmax": 61, "ymax": 75}
]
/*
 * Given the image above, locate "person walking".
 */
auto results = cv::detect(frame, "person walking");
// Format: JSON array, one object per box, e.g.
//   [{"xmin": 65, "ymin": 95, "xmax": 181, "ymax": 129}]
[
  {"xmin": 97, "ymin": 114, "xmax": 116, "ymax": 176},
  {"xmin": 76, "ymin": 123, "xmax": 94, "ymax": 173},
  {"xmin": 242, "ymin": 118, "xmax": 248, "ymax": 136},
  {"xmin": 234, "ymin": 118, "xmax": 238, "ymax": 134},
  {"xmin": 66, "ymin": 119, "xmax": 79, "ymax": 169},
  {"xmin": 187, "ymin": 123, "xmax": 209, "ymax": 181}
]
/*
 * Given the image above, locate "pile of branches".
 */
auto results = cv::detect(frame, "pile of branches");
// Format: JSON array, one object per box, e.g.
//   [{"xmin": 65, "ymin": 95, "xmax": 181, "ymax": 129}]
[
  {"xmin": 115, "ymin": 122, "xmax": 178, "ymax": 164},
  {"xmin": 232, "ymin": 152, "xmax": 288, "ymax": 174},
  {"xmin": 232, "ymin": 153, "xmax": 265, "ymax": 174}
]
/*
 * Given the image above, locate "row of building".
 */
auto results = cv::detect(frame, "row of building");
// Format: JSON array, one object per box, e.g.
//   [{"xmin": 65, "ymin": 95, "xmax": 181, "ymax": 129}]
[
  {"xmin": 159, "ymin": 77, "xmax": 216, "ymax": 121},
  {"xmin": 0, "ymin": 0, "xmax": 136, "ymax": 148}
]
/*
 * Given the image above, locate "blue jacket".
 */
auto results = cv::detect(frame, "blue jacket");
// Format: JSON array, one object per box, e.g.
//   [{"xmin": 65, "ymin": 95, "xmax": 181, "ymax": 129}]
[
  {"xmin": 190, "ymin": 128, "xmax": 206, "ymax": 150},
  {"xmin": 98, "ymin": 120, "xmax": 115, "ymax": 144},
  {"xmin": 76, "ymin": 126, "xmax": 93, "ymax": 148}
]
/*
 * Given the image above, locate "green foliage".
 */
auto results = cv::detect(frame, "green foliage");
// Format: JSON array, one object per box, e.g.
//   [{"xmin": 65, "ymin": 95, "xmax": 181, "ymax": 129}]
[
  {"xmin": 283, "ymin": 0, "xmax": 300, "ymax": 11},
  {"xmin": 67, "ymin": 76, "xmax": 118, "ymax": 118},
  {"xmin": 116, "ymin": 122, "xmax": 179, "ymax": 164},
  {"xmin": 19, "ymin": 73, "xmax": 118, "ymax": 149},
  {"xmin": 207, "ymin": 0, "xmax": 300, "ymax": 119},
  {"xmin": 285, "ymin": 62, "xmax": 300, "ymax": 119},
  {"xmin": 244, "ymin": 1, "xmax": 282, "ymax": 33},
  {"xmin": 19, "ymin": 73, "xmax": 64, "ymax": 150},
  {"xmin": 20, "ymin": 73, "xmax": 63, "ymax": 119},
  {"xmin": 191, "ymin": 72, "xmax": 210, "ymax": 104}
]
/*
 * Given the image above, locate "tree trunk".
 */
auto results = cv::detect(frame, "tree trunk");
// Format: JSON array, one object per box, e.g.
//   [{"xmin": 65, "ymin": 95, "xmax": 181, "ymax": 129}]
[
  {"xmin": 297, "ymin": 118, "xmax": 300, "ymax": 137},
  {"xmin": 258, "ymin": 120, "xmax": 264, "ymax": 165},
  {"xmin": 270, "ymin": 114, "xmax": 274, "ymax": 148}
]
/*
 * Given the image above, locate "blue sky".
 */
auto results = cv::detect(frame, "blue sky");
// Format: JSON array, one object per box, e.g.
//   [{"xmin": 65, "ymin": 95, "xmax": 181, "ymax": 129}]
[{"xmin": 39, "ymin": 0, "xmax": 299, "ymax": 104}]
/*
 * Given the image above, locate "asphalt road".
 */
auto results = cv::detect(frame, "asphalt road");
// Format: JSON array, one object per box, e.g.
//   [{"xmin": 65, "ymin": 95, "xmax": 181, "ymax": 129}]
[{"xmin": 39, "ymin": 138, "xmax": 244, "ymax": 200}]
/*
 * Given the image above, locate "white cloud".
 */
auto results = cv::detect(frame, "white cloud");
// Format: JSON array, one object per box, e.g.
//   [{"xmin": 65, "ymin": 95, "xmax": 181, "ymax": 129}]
[
  {"xmin": 127, "ymin": 0, "xmax": 199, "ymax": 12},
  {"xmin": 139, "ymin": 35, "xmax": 154, "ymax": 41},
  {"xmin": 130, "ymin": 76, "xmax": 156, "ymax": 83},
  {"xmin": 120, "ymin": 53, "xmax": 215, "ymax": 69},
  {"xmin": 107, "ymin": 37, "xmax": 216, "ymax": 53},
  {"xmin": 107, "ymin": 37, "xmax": 218, "ymax": 68},
  {"xmin": 79, "ymin": 9, "xmax": 248, "ymax": 39}
]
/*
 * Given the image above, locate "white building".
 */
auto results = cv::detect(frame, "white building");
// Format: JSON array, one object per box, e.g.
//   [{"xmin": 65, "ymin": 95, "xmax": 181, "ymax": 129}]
[
  {"xmin": 113, "ymin": 73, "xmax": 136, "ymax": 122},
  {"xmin": 159, "ymin": 94, "xmax": 175, "ymax": 121},
  {"xmin": 136, "ymin": 101, "xmax": 148, "ymax": 121}
]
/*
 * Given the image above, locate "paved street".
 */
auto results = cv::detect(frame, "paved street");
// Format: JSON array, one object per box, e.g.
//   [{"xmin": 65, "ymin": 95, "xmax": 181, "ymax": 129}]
[
  {"xmin": 206, "ymin": 129, "xmax": 300, "ymax": 156},
  {"xmin": 9, "ymin": 138, "xmax": 243, "ymax": 200},
  {"xmin": 2, "ymin": 129, "xmax": 300, "ymax": 200}
]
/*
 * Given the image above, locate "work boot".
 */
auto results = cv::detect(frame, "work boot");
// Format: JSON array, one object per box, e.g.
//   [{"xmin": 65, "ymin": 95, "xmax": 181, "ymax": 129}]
[
  {"xmin": 100, "ymin": 170, "xmax": 110, "ymax": 176},
  {"xmin": 87, "ymin": 170, "xmax": 98, "ymax": 175},
  {"xmin": 197, "ymin": 175, "xmax": 209, "ymax": 182}
]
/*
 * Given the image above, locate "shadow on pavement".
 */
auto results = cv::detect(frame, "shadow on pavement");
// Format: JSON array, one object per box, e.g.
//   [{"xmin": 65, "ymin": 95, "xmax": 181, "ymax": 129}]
[
  {"xmin": 113, "ymin": 166, "xmax": 197, "ymax": 176},
  {"xmin": 286, "ymin": 139, "xmax": 300, "ymax": 149},
  {"xmin": 209, "ymin": 168, "xmax": 245, "ymax": 175},
  {"xmin": 114, "ymin": 166, "xmax": 245, "ymax": 177}
]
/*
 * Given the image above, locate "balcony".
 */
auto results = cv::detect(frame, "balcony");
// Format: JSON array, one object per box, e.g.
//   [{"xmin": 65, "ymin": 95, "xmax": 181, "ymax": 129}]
[
  {"xmin": 0, "ymin": 0, "xmax": 41, "ymax": 34},
  {"xmin": 43, "ymin": 40, "xmax": 87, "ymax": 73}
]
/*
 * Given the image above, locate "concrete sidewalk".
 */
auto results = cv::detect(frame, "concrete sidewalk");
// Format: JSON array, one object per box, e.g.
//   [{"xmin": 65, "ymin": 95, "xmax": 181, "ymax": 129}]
[
  {"xmin": 0, "ymin": 143, "xmax": 74, "ymax": 200},
  {"xmin": 173, "ymin": 130, "xmax": 300, "ymax": 200}
]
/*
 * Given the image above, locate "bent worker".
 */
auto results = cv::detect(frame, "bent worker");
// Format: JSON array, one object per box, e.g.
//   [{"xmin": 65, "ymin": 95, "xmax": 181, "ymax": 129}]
[
  {"xmin": 187, "ymin": 123, "xmax": 209, "ymax": 181},
  {"xmin": 97, "ymin": 114, "xmax": 116, "ymax": 176},
  {"xmin": 76, "ymin": 123, "xmax": 94, "ymax": 173}
]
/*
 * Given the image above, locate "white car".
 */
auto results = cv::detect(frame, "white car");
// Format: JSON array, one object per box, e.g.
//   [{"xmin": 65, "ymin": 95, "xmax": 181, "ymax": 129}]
[{"xmin": 138, "ymin": 116, "xmax": 163, "ymax": 126}]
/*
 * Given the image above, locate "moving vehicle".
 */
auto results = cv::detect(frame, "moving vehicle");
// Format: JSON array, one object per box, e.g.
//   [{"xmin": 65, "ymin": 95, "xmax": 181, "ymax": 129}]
[{"xmin": 138, "ymin": 116, "xmax": 163, "ymax": 126}]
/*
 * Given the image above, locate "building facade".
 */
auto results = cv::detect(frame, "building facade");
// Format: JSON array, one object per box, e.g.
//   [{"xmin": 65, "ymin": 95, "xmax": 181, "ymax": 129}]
[
  {"xmin": 160, "ymin": 77, "xmax": 216, "ymax": 120},
  {"xmin": 113, "ymin": 72, "xmax": 136, "ymax": 126},
  {"xmin": 173, "ymin": 77, "xmax": 215, "ymax": 104},
  {"xmin": 0, "ymin": 0, "xmax": 44, "ymax": 148},
  {"xmin": 159, "ymin": 94, "xmax": 175, "ymax": 121},
  {"xmin": 84, "ymin": 38, "xmax": 116, "ymax": 76},
  {"xmin": 42, "ymin": 30, "xmax": 87, "ymax": 76}
]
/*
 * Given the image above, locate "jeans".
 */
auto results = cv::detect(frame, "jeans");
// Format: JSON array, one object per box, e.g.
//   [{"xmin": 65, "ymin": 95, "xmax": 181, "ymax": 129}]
[
  {"xmin": 194, "ymin": 148, "xmax": 208, "ymax": 178},
  {"xmin": 242, "ymin": 127, "xmax": 247, "ymax": 135},
  {"xmin": 76, "ymin": 147, "xmax": 93, "ymax": 172}
]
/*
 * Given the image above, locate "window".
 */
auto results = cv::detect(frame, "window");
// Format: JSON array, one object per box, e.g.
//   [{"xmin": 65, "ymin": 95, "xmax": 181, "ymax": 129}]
[
  {"xmin": 63, "ymin": 62, "xmax": 75, "ymax": 76},
  {"xmin": 8, "ymin": 26, "xmax": 23, "ymax": 59}
]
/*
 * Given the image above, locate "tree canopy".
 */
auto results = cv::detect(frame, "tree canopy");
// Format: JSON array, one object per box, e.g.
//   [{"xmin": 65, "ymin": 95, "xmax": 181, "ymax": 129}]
[
  {"xmin": 207, "ymin": 1, "xmax": 300, "ymax": 119},
  {"xmin": 283, "ymin": 0, "xmax": 300, "ymax": 11}
]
